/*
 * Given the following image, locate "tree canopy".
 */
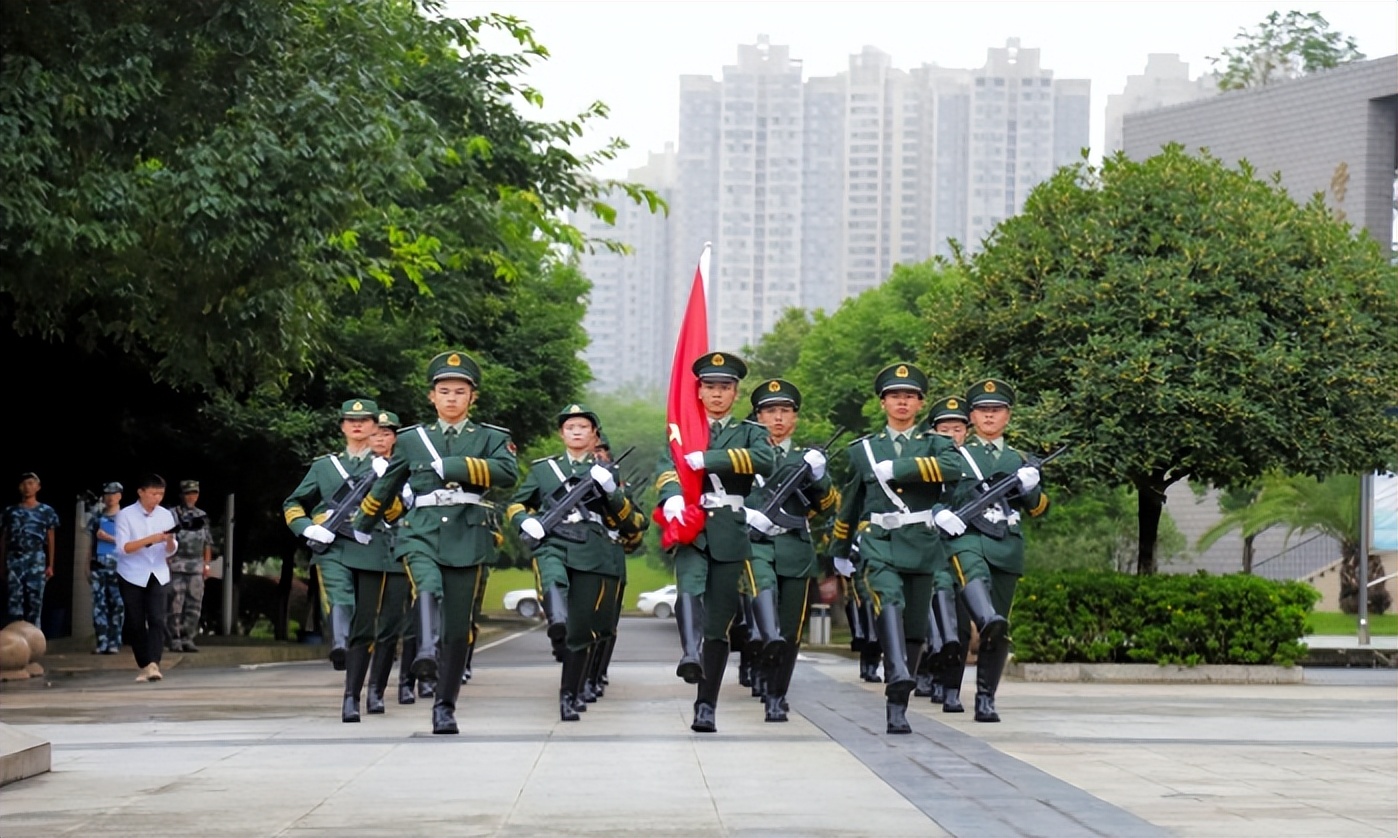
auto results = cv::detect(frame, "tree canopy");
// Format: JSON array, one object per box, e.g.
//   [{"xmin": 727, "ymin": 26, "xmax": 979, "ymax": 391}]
[
  {"xmin": 936, "ymin": 144, "xmax": 1398, "ymax": 573},
  {"xmin": 1209, "ymin": 10, "xmax": 1366, "ymax": 90}
]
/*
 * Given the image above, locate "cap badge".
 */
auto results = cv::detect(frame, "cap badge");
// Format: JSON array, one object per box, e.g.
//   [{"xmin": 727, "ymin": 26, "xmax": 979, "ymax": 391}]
[
  {"xmin": 378, "ymin": 413, "xmax": 389, "ymax": 423},
  {"xmin": 947, "ymin": 398, "xmax": 959, "ymax": 409},
  {"xmin": 895, "ymin": 365, "xmax": 909, "ymax": 378},
  {"xmin": 447, "ymin": 353, "xmax": 462, "ymax": 367},
  {"xmin": 767, "ymin": 381, "xmax": 781, "ymax": 392},
  {"xmin": 712, "ymin": 353, "xmax": 725, "ymax": 366},
  {"xmin": 566, "ymin": 404, "xmax": 581, "ymax": 413},
  {"xmin": 352, "ymin": 401, "xmax": 364, "ymax": 411},
  {"xmin": 985, "ymin": 381, "xmax": 996, "ymax": 393}
]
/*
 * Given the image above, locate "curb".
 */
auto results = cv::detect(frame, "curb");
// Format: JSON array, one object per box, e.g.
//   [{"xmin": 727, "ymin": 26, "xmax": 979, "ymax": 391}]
[{"xmin": 1008, "ymin": 661, "xmax": 1303, "ymax": 684}]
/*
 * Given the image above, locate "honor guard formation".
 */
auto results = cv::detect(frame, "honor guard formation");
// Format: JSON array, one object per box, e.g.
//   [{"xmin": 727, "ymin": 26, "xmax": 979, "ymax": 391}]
[{"xmin": 280, "ymin": 350, "xmax": 1050, "ymax": 736}]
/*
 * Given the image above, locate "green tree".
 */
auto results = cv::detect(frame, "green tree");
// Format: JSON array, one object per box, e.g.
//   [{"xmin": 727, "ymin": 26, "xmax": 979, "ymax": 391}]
[
  {"xmin": 938, "ymin": 145, "xmax": 1398, "ymax": 575},
  {"xmin": 1024, "ymin": 486, "xmax": 1188, "ymax": 574},
  {"xmin": 1209, "ymin": 10, "xmax": 1365, "ymax": 90},
  {"xmin": 1198, "ymin": 473, "xmax": 1391, "ymax": 614},
  {"xmin": 742, "ymin": 307, "xmax": 814, "ymax": 387}
]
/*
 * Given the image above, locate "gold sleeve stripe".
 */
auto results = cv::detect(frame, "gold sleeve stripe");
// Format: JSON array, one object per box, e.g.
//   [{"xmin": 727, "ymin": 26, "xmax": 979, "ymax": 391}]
[
  {"xmin": 819, "ymin": 487, "xmax": 839, "ymax": 510},
  {"xmin": 284, "ymin": 507, "xmax": 307, "ymax": 525},
  {"xmin": 312, "ymin": 511, "xmax": 330, "ymax": 524},
  {"xmin": 1029, "ymin": 494, "xmax": 1050, "ymax": 517},
  {"xmin": 856, "ymin": 520, "xmax": 870, "ymax": 532},
  {"xmin": 463, "ymin": 457, "xmax": 488, "ymax": 487},
  {"xmin": 361, "ymin": 495, "xmax": 382, "ymax": 515},
  {"xmin": 618, "ymin": 497, "xmax": 633, "ymax": 519},
  {"xmin": 832, "ymin": 520, "xmax": 849, "ymax": 538},
  {"xmin": 915, "ymin": 458, "xmax": 931, "ymax": 482},
  {"xmin": 654, "ymin": 470, "xmax": 678, "ymax": 491},
  {"xmin": 385, "ymin": 497, "xmax": 404, "ymax": 523},
  {"xmin": 505, "ymin": 503, "xmax": 527, "ymax": 520}
]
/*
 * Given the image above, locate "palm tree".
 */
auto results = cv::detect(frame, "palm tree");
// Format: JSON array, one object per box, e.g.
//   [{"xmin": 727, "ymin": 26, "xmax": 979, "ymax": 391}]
[{"xmin": 1197, "ymin": 473, "xmax": 1390, "ymax": 614}]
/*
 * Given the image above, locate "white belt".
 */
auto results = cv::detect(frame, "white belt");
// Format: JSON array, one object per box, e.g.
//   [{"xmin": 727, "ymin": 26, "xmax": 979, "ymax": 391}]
[
  {"xmin": 983, "ymin": 507, "xmax": 1021, "ymax": 526},
  {"xmin": 867, "ymin": 509, "xmax": 934, "ymax": 530},
  {"xmin": 414, "ymin": 489, "xmax": 484, "ymax": 508},
  {"xmin": 700, "ymin": 492, "xmax": 745, "ymax": 511}
]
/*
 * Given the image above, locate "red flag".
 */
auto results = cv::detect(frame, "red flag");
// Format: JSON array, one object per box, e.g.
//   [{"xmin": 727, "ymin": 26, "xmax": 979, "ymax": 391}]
[{"xmin": 655, "ymin": 244, "xmax": 711, "ymax": 548}]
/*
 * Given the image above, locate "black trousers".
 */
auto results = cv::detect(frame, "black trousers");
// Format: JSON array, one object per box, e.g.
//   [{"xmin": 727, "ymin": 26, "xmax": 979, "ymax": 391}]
[{"xmin": 119, "ymin": 574, "xmax": 169, "ymax": 668}]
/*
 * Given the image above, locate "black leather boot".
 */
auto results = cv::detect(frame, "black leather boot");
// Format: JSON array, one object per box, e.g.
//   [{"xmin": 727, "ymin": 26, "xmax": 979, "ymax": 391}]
[
  {"xmin": 342, "ymin": 644, "xmax": 370, "ymax": 723},
  {"xmin": 960, "ymin": 578, "xmax": 1007, "ymax": 647},
  {"xmin": 461, "ymin": 636, "xmax": 475, "ymax": 684},
  {"xmin": 875, "ymin": 605, "xmax": 913, "ymax": 703},
  {"xmin": 942, "ymin": 685, "xmax": 965, "ymax": 713},
  {"xmin": 596, "ymin": 633, "xmax": 616, "ymax": 687},
  {"xmin": 328, "ymin": 604, "xmax": 353, "ymax": 671},
  {"xmin": 886, "ymin": 698, "xmax": 912, "ymax": 734},
  {"xmin": 398, "ymin": 637, "xmax": 417, "ymax": 704},
  {"xmin": 764, "ymin": 643, "xmax": 797, "ymax": 723},
  {"xmin": 585, "ymin": 640, "xmax": 605, "ymax": 699},
  {"xmin": 418, "ymin": 675, "xmax": 436, "ymax": 699},
  {"xmin": 691, "ymin": 639, "xmax": 728, "ymax": 733},
  {"xmin": 859, "ymin": 644, "xmax": 882, "ymax": 682},
  {"xmin": 914, "ymin": 673, "xmax": 934, "ymax": 697},
  {"xmin": 559, "ymin": 648, "xmax": 584, "ymax": 722},
  {"xmin": 751, "ymin": 588, "xmax": 784, "ymax": 665},
  {"xmin": 845, "ymin": 597, "xmax": 865, "ymax": 652},
  {"xmin": 432, "ymin": 639, "xmax": 468, "ymax": 734},
  {"xmin": 366, "ymin": 642, "xmax": 394, "ymax": 714},
  {"xmin": 930, "ymin": 589, "xmax": 963, "ymax": 670},
  {"xmin": 975, "ymin": 627, "xmax": 1012, "ymax": 723},
  {"xmin": 674, "ymin": 593, "xmax": 705, "ymax": 684},
  {"xmin": 411, "ymin": 595, "xmax": 442, "ymax": 683},
  {"xmin": 544, "ymin": 584, "xmax": 568, "ymax": 659},
  {"xmin": 580, "ymin": 646, "xmax": 599, "ymax": 703}
]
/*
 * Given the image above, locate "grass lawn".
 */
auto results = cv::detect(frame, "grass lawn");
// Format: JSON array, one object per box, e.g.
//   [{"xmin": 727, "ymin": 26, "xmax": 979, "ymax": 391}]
[
  {"xmin": 1307, "ymin": 611, "xmax": 1398, "ymax": 636},
  {"xmin": 482, "ymin": 557, "xmax": 676, "ymax": 615}
]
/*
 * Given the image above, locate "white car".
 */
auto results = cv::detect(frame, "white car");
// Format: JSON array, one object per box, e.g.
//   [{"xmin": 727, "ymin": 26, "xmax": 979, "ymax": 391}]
[
  {"xmin": 636, "ymin": 584, "xmax": 678, "ymax": 619},
  {"xmin": 503, "ymin": 588, "xmax": 542, "ymax": 619}
]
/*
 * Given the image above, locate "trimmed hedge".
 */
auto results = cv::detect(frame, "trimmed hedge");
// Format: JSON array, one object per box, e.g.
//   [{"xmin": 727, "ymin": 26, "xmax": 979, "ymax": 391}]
[{"xmin": 1012, "ymin": 570, "xmax": 1319, "ymax": 667}]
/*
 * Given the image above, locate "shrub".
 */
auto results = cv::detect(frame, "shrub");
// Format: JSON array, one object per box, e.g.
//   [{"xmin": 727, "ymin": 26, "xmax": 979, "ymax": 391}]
[{"xmin": 1013, "ymin": 570, "xmax": 1319, "ymax": 666}]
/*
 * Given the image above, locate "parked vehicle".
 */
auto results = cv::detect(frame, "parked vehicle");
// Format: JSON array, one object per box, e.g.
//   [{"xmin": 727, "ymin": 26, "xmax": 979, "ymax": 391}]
[
  {"xmin": 503, "ymin": 588, "xmax": 541, "ymax": 619},
  {"xmin": 636, "ymin": 584, "xmax": 678, "ymax": 618}
]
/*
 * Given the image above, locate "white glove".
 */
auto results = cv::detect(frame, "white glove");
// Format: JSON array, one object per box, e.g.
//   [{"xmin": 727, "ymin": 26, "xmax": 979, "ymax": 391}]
[
  {"xmin": 802, "ymin": 449, "xmax": 827, "ymax": 480},
  {"xmin": 589, "ymin": 464, "xmax": 617, "ymax": 493},
  {"xmin": 872, "ymin": 460, "xmax": 894, "ymax": 483},
  {"xmin": 1017, "ymin": 466, "xmax": 1040, "ymax": 493},
  {"xmin": 833, "ymin": 557, "xmax": 856, "ymax": 578},
  {"xmin": 520, "ymin": 517, "xmax": 546, "ymax": 541},
  {"xmin": 401, "ymin": 485, "xmax": 415, "ymax": 507},
  {"xmin": 352, "ymin": 530, "xmax": 373, "ymax": 545},
  {"xmin": 683, "ymin": 451, "xmax": 706, "ymax": 470},
  {"xmin": 934, "ymin": 509, "xmax": 967, "ymax": 536},
  {"xmin": 744, "ymin": 508, "xmax": 780, "ymax": 536},
  {"xmin": 372, "ymin": 456, "xmax": 388, "ymax": 477},
  {"xmin": 430, "ymin": 459, "xmax": 444, "ymax": 479},
  {"xmin": 662, "ymin": 495, "xmax": 686, "ymax": 522},
  {"xmin": 303, "ymin": 524, "xmax": 335, "ymax": 544}
]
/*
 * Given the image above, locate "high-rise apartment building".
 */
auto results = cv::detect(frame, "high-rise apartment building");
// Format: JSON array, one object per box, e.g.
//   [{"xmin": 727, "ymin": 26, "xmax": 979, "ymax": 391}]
[
  {"xmin": 575, "ymin": 147, "xmax": 676, "ymax": 395},
  {"xmin": 580, "ymin": 37, "xmax": 1090, "ymax": 394},
  {"xmin": 1105, "ymin": 54, "xmax": 1216, "ymax": 153}
]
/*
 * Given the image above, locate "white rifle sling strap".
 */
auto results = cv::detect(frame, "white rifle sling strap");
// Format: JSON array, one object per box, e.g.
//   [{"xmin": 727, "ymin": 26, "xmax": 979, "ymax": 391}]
[
  {"xmin": 959, "ymin": 445, "xmax": 1019, "ymax": 526},
  {"xmin": 328, "ymin": 455, "xmax": 350, "ymax": 481},
  {"xmin": 415, "ymin": 426, "xmax": 445, "ymax": 480},
  {"xmin": 863, "ymin": 438, "xmax": 910, "ymax": 514}
]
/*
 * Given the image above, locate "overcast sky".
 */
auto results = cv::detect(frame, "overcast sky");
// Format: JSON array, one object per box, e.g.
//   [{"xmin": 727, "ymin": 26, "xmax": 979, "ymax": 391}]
[{"xmin": 451, "ymin": 1, "xmax": 1396, "ymax": 178}]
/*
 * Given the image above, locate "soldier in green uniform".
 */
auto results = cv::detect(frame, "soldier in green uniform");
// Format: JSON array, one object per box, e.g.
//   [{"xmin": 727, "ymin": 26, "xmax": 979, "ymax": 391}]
[
  {"xmin": 351, "ymin": 351, "xmax": 517, "ymax": 734},
  {"xmin": 913, "ymin": 396, "xmax": 971, "ymax": 703},
  {"xmin": 940, "ymin": 379, "xmax": 1049, "ymax": 722},
  {"xmin": 829, "ymin": 363, "xmax": 968, "ymax": 734},
  {"xmin": 653, "ymin": 352, "xmax": 776, "ymax": 733},
  {"xmin": 588, "ymin": 431, "xmax": 645, "ymax": 697},
  {"xmin": 506, "ymin": 403, "xmax": 642, "ymax": 721},
  {"xmin": 283, "ymin": 398, "xmax": 404, "ymax": 722},
  {"xmin": 743, "ymin": 379, "xmax": 840, "ymax": 722},
  {"xmin": 361, "ymin": 410, "xmax": 414, "ymax": 714}
]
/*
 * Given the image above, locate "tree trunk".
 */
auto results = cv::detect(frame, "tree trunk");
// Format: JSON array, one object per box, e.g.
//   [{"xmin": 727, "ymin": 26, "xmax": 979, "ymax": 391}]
[
  {"xmin": 1134, "ymin": 473, "xmax": 1167, "ymax": 576},
  {"xmin": 1242, "ymin": 534, "xmax": 1255, "ymax": 575}
]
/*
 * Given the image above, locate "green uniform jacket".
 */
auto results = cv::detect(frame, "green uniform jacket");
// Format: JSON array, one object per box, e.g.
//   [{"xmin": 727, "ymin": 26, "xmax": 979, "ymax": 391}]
[
  {"xmin": 653, "ymin": 418, "xmax": 776, "ymax": 561},
  {"xmin": 946, "ymin": 439, "xmax": 1050, "ymax": 575},
  {"xmin": 746, "ymin": 443, "xmax": 840, "ymax": 578},
  {"xmin": 830, "ymin": 428, "xmax": 966, "ymax": 573},
  {"xmin": 352, "ymin": 420, "xmax": 517, "ymax": 568},
  {"xmin": 284, "ymin": 453, "xmax": 398, "ymax": 572},
  {"xmin": 505, "ymin": 454, "xmax": 644, "ymax": 575}
]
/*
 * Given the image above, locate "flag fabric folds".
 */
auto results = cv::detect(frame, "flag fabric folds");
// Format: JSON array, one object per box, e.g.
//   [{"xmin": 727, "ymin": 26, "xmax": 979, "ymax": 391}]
[{"xmin": 655, "ymin": 244, "xmax": 711, "ymax": 548}]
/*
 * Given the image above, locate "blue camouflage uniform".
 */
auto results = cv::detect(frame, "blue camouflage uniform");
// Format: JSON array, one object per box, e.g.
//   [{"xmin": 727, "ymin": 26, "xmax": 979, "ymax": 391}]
[
  {"xmin": 88, "ymin": 505, "xmax": 125, "ymax": 653},
  {"xmin": 4, "ymin": 501, "xmax": 60, "ymax": 625}
]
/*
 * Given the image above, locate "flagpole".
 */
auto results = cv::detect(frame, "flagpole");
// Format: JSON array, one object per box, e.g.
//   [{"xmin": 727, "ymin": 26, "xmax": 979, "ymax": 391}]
[{"xmin": 699, "ymin": 241, "xmax": 711, "ymax": 348}]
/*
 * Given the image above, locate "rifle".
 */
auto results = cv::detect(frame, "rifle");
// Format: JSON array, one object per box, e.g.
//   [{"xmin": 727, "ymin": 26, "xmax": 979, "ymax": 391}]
[
  {"xmin": 754, "ymin": 426, "xmax": 847, "ymax": 532},
  {"xmin": 308, "ymin": 471, "xmax": 377, "ymax": 555},
  {"xmin": 523, "ymin": 446, "xmax": 634, "ymax": 549},
  {"xmin": 953, "ymin": 444, "xmax": 1068, "ymax": 538}
]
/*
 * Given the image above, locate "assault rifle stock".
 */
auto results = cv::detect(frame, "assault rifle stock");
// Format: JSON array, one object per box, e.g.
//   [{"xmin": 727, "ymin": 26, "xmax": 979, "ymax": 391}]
[
  {"xmin": 952, "ymin": 444, "xmax": 1068, "ymax": 537},
  {"xmin": 754, "ymin": 426, "xmax": 846, "ymax": 532},
  {"xmin": 308, "ymin": 471, "xmax": 377, "ymax": 554},
  {"xmin": 523, "ymin": 446, "xmax": 634, "ymax": 549}
]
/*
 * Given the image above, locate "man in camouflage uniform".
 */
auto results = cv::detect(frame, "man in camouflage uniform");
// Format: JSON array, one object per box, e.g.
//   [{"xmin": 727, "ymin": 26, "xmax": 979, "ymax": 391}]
[
  {"xmin": 653, "ymin": 352, "xmax": 776, "ymax": 733},
  {"xmin": 743, "ymin": 379, "xmax": 840, "ymax": 722},
  {"xmin": 167, "ymin": 480, "xmax": 213, "ymax": 652},
  {"xmin": 352, "ymin": 351, "xmax": 517, "ymax": 735},
  {"xmin": 88, "ymin": 482, "xmax": 125, "ymax": 654},
  {"xmin": 3, "ymin": 472, "xmax": 60, "ymax": 627}
]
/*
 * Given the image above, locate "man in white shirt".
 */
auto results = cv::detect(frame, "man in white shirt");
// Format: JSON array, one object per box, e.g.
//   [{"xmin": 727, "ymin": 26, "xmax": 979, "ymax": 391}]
[{"xmin": 114, "ymin": 474, "xmax": 179, "ymax": 682}]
